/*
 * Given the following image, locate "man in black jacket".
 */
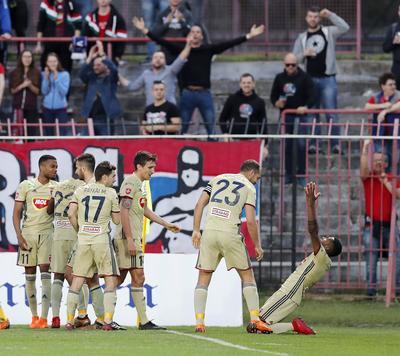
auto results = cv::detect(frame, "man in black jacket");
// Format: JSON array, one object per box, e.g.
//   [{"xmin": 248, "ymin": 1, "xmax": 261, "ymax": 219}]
[
  {"xmin": 220, "ymin": 73, "xmax": 267, "ymax": 136},
  {"xmin": 383, "ymin": 5, "xmax": 400, "ymax": 89},
  {"xmin": 270, "ymin": 53, "xmax": 314, "ymax": 186},
  {"xmin": 133, "ymin": 16, "xmax": 264, "ymax": 135}
]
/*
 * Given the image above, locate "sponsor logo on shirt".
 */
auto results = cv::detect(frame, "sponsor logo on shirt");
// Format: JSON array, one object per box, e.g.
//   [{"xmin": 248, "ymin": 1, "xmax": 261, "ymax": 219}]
[
  {"xmin": 125, "ymin": 188, "xmax": 132, "ymax": 195},
  {"xmin": 82, "ymin": 225, "xmax": 101, "ymax": 234},
  {"xmin": 210, "ymin": 207, "xmax": 231, "ymax": 219},
  {"xmin": 55, "ymin": 220, "xmax": 72, "ymax": 229},
  {"xmin": 33, "ymin": 198, "xmax": 49, "ymax": 209},
  {"xmin": 139, "ymin": 197, "xmax": 146, "ymax": 209}
]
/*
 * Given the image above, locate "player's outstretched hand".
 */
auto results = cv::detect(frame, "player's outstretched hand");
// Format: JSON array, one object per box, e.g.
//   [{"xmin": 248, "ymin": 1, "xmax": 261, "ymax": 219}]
[
  {"xmin": 166, "ymin": 223, "xmax": 181, "ymax": 233},
  {"xmin": 192, "ymin": 231, "xmax": 201, "ymax": 249},
  {"xmin": 304, "ymin": 182, "xmax": 321, "ymax": 204},
  {"xmin": 255, "ymin": 246, "xmax": 264, "ymax": 261},
  {"xmin": 127, "ymin": 239, "xmax": 137, "ymax": 256}
]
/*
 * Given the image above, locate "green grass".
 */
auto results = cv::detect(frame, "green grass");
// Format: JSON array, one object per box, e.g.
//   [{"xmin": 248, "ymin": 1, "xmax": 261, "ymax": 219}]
[{"xmin": 1, "ymin": 300, "xmax": 400, "ymax": 355}]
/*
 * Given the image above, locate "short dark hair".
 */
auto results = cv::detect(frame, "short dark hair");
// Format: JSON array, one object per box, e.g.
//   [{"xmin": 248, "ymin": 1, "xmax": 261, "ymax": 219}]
[
  {"xmin": 240, "ymin": 159, "xmax": 260, "ymax": 173},
  {"xmin": 307, "ymin": 6, "xmax": 321, "ymax": 14},
  {"xmin": 76, "ymin": 153, "xmax": 95, "ymax": 173},
  {"xmin": 153, "ymin": 80, "xmax": 165, "ymax": 87},
  {"xmin": 379, "ymin": 72, "xmax": 396, "ymax": 87},
  {"xmin": 240, "ymin": 73, "xmax": 255, "ymax": 82},
  {"xmin": 38, "ymin": 155, "xmax": 57, "ymax": 167},
  {"xmin": 327, "ymin": 237, "xmax": 342, "ymax": 257},
  {"xmin": 134, "ymin": 151, "xmax": 157, "ymax": 170},
  {"xmin": 95, "ymin": 161, "xmax": 116, "ymax": 182}
]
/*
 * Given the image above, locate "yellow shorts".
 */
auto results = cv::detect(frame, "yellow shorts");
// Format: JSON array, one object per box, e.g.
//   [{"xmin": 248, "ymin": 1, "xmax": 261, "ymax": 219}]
[
  {"xmin": 195, "ymin": 229, "xmax": 251, "ymax": 271},
  {"xmin": 51, "ymin": 240, "xmax": 76, "ymax": 274},
  {"xmin": 259, "ymin": 290, "xmax": 298, "ymax": 324},
  {"xmin": 114, "ymin": 238, "xmax": 144, "ymax": 270},
  {"xmin": 17, "ymin": 230, "xmax": 52, "ymax": 267},
  {"xmin": 73, "ymin": 243, "xmax": 119, "ymax": 278}
]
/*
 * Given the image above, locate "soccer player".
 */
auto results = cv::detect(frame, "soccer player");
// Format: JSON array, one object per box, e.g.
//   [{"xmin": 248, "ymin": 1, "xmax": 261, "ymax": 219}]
[
  {"xmin": 66, "ymin": 161, "xmax": 122, "ymax": 331},
  {"xmin": 114, "ymin": 151, "xmax": 180, "ymax": 330},
  {"xmin": 47, "ymin": 162, "xmax": 86, "ymax": 328},
  {"xmin": 0, "ymin": 302, "xmax": 10, "ymax": 330},
  {"xmin": 65, "ymin": 153, "xmax": 105, "ymax": 328},
  {"xmin": 13, "ymin": 155, "xmax": 58, "ymax": 328},
  {"xmin": 256, "ymin": 182, "xmax": 342, "ymax": 335},
  {"xmin": 192, "ymin": 159, "xmax": 271, "ymax": 333}
]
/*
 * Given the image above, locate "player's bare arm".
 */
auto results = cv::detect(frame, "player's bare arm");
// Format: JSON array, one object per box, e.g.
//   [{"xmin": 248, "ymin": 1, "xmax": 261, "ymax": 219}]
[
  {"xmin": 144, "ymin": 205, "xmax": 181, "ymax": 233},
  {"xmin": 120, "ymin": 197, "xmax": 136, "ymax": 256},
  {"xmin": 244, "ymin": 204, "xmax": 263, "ymax": 261},
  {"xmin": 67, "ymin": 202, "xmax": 79, "ymax": 232},
  {"xmin": 12, "ymin": 201, "xmax": 29, "ymax": 250},
  {"xmin": 305, "ymin": 182, "xmax": 322, "ymax": 255},
  {"xmin": 112, "ymin": 211, "xmax": 121, "ymax": 225},
  {"xmin": 192, "ymin": 191, "xmax": 210, "ymax": 249},
  {"xmin": 47, "ymin": 197, "xmax": 55, "ymax": 215}
]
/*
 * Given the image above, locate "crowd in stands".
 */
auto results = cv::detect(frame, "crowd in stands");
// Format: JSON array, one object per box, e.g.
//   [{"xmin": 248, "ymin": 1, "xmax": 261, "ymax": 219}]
[{"xmin": 0, "ymin": 0, "xmax": 399, "ymax": 297}]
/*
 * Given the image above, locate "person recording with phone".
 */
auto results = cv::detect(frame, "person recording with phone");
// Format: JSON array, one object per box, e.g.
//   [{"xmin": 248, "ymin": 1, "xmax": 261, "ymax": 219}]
[{"xmin": 41, "ymin": 52, "xmax": 71, "ymax": 136}]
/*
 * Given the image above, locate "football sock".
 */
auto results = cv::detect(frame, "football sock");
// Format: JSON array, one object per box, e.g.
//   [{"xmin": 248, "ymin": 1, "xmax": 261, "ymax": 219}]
[
  {"xmin": 269, "ymin": 323, "xmax": 294, "ymax": 334},
  {"xmin": 103, "ymin": 290, "xmax": 117, "ymax": 324},
  {"xmin": 51, "ymin": 279, "xmax": 64, "ymax": 318},
  {"xmin": 0, "ymin": 303, "xmax": 6, "ymax": 321},
  {"xmin": 78, "ymin": 284, "xmax": 89, "ymax": 317},
  {"xmin": 131, "ymin": 287, "xmax": 149, "ymax": 324},
  {"xmin": 40, "ymin": 272, "xmax": 52, "ymax": 319},
  {"xmin": 194, "ymin": 285, "xmax": 208, "ymax": 324},
  {"xmin": 66, "ymin": 289, "xmax": 79, "ymax": 323},
  {"xmin": 25, "ymin": 274, "xmax": 38, "ymax": 316},
  {"xmin": 243, "ymin": 283, "xmax": 260, "ymax": 320},
  {"xmin": 90, "ymin": 285, "xmax": 104, "ymax": 320}
]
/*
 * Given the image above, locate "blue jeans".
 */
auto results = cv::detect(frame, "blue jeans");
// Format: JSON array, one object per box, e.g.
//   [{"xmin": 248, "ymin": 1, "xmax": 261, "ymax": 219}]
[
  {"xmin": 311, "ymin": 76, "xmax": 339, "ymax": 147},
  {"xmin": 363, "ymin": 224, "xmax": 400, "ymax": 296},
  {"xmin": 42, "ymin": 108, "xmax": 70, "ymax": 136},
  {"xmin": 93, "ymin": 114, "xmax": 114, "ymax": 136},
  {"xmin": 180, "ymin": 89, "xmax": 215, "ymax": 134},
  {"xmin": 142, "ymin": 0, "xmax": 169, "ymax": 58},
  {"xmin": 284, "ymin": 115, "xmax": 309, "ymax": 178}
]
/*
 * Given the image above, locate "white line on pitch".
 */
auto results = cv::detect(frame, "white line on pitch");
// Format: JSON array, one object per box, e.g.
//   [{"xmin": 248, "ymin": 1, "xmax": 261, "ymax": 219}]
[{"xmin": 165, "ymin": 330, "xmax": 290, "ymax": 356}]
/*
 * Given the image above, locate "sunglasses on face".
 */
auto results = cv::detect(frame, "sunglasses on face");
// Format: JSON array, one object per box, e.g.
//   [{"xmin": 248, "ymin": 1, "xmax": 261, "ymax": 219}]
[{"xmin": 285, "ymin": 63, "xmax": 297, "ymax": 67}]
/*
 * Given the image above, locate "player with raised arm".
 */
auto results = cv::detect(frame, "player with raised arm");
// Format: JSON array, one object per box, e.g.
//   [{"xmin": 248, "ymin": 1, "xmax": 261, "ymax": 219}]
[
  {"xmin": 255, "ymin": 182, "xmax": 342, "ymax": 335},
  {"xmin": 65, "ymin": 153, "xmax": 106, "ymax": 329},
  {"xmin": 114, "ymin": 151, "xmax": 180, "ymax": 330},
  {"xmin": 192, "ymin": 159, "xmax": 271, "ymax": 333},
  {"xmin": 66, "ymin": 161, "xmax": 123, "ymax": 331},
  {"xmin": 47, "ymin": 161, "xmax": 86, "ymax": 328},
  {"xmin": 13, "ymin": 155, "xmax": 58, "ymax": 328},
  {"xmin": 0, "ymin": 302, "xmax": 10, "ymax": 329}
]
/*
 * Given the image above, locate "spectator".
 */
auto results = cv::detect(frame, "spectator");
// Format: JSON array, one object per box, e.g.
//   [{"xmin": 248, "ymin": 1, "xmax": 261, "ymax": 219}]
[
  {"xmin": 119, "ymin": 36, "xmax": 192, "ymax": 106},
  {"xmin": 83, "ymin": 0, "xmax": 127, "ymax": 65},
  {"xmin": 141, "ymin": 0, "xmax": 169, "ymax": 60},
  {"xmin": 0, "ymin": 0, "xmax": 11, "ymax": 65},
  {"xmin": 360, "ymin": 140, "xmax": 400, "ymax": 298},
  {"xmin": 153, "ymin": 0, "xmax": 193, "ymax": 64},
  {"xmin": 80, "ymin": 41, "xmax": 122, "ymax": 136},
  {"xmin": 134, "ymin": 17, "xmax": 265, "ymax": 135},
  {"xmin": 9, "ymin": 0, "xmax": 28, "ymax": 51},
  {"xmin": 293, "ymin": 7, "xmax": 349, "ymax": 155},
  {"xmin": 0, "ymin": 61, "xmax": 4, "ymax": 107},
  {"xmin": 270, "ymin": 53, "xmax": 314, "ymax": 187},
  {"xmin": 72, "ymin": 0, "xmax": 93, "ymax": 18},
  {"xmin": 365, "ymin": 72, "xmax": 400, "ymax": 171},
  {"xmin": 383, "ymin": 5, "xmax": 400, "ymax": 89},
  {"xmin": 36, "ymin": 0, "xmax": 82, "ymax": 73},
  {"xmin": 142, "ymin": 80, "xmax": 181, "ymax": 135},
  {"xmin": 220, "ymin": 73, "xmax": 267, "ymax": 136},
  {"xmin": 41, "ymin": 52, "xmax": 70, "ymax": 136},
  {"xmin": 9, "ymin": 49, "xmax": 41, "ymax": 136}
]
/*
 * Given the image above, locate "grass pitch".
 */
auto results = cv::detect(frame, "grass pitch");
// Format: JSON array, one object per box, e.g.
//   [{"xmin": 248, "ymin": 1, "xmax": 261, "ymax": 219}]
[{"xmin": 1, "ymin": 299, "xmax": 400, "ymax": 356}]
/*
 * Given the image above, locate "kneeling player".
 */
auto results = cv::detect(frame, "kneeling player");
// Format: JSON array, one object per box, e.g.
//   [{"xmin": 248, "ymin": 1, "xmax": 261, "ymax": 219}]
[
  {"xmin": 66, "ymin": 161, "xmax": 123, "ymax": 331},
  {"xmin": 114, "ymin": 151, "xmax": 180, "ymax": 330},
  {"xmin": 255, "ymin": 182, "xmax": 342, "ymax": 335},
  {"xmin": 192, "ymin": 160, "xmax": 271, "ymax": 333}
]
